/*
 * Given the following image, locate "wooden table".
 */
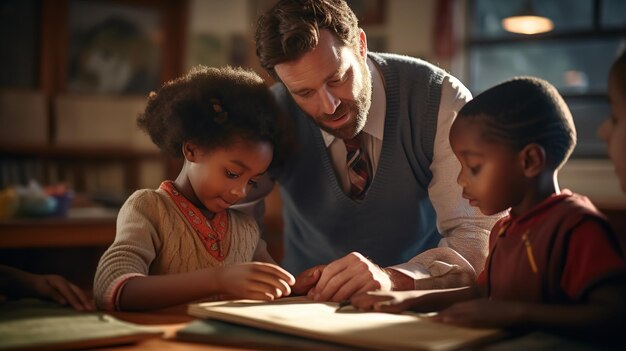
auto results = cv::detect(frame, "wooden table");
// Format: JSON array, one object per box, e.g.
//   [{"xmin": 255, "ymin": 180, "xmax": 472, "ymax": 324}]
[
  {"xmin": 1, "ymin": 297, "xmax": 613, "ymax": 351},
  {"xmin": 89, "ymin": 306, "xmax": 616, "ymax": 351}
]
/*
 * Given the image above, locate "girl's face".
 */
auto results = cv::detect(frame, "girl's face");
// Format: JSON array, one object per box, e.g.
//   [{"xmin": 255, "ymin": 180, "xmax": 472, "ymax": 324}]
[
  {"xmin": 186, "ymin": 139, "xmax": 273, "ymax": 214},
  {"xmin": 598, "ymin": 73, "xmax": 626, "ymax": 192},
  {"xmin": 450, "ymin": 117, "xmax": 526, "ymax": 216}
]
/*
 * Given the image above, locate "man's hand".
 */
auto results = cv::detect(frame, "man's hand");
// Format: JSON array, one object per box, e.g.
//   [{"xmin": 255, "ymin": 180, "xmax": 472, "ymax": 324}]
[{"xmin": 307, "ymin": 252, "xmax": 392, "ymax": 302}]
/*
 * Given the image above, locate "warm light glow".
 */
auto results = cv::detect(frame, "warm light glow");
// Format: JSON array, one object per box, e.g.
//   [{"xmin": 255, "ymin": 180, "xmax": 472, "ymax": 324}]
[{"xmin": 502, "ymin": 15, "xmax": 554, "ymax": 35}]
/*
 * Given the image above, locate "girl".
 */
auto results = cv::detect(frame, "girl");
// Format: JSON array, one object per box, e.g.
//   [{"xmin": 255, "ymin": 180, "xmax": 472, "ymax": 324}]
[
  {"xmin": 351, "ymin": 77, "xmax": 626, "ymax": 340},
  {"xmin": 94, "ymin": 66, "xmax": 295, "ymax": 311}
]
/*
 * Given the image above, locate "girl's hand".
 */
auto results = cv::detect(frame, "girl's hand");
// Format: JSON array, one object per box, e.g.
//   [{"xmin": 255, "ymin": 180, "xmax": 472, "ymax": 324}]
[
  {"xmin": 27, "ymin": 273, "xmax": 95, "ymax": 311},
  {"xmin": 430, "ymin": 298, "xmax": 524, "ymax": 328},
  {"xmin": 217, "ymin": 262, "xmax": 295, "ymax": 300}
]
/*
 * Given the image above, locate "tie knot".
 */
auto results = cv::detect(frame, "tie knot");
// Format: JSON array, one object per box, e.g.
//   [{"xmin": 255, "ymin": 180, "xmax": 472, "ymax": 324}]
[{"xmin": 344, "ymin": 137, "xmax": 361, "ymax": 152}]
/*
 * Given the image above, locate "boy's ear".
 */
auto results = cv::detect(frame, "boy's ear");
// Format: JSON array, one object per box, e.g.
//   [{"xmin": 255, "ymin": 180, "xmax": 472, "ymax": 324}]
[
  {"xmin": 519, "ymin": 144, "xmax": 546, "ymax": 177},
  {"xmin": 182, "ymin": 142, "xmax": 199, "ymax": 162}
]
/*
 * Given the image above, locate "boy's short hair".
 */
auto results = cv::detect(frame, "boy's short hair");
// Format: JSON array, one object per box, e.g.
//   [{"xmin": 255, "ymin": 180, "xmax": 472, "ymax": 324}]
[
  {"xmin": 458, "ymin": 77, "xmax": 576, "ymax": 170},
  {"xmin": 137, "ymin": 65, "xmax": 292, "ymax": 168}
]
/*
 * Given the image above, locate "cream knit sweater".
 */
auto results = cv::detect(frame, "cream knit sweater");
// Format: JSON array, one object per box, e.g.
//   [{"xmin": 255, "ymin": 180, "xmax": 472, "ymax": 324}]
[{"xmin": 93, "ymin": 188, "xmax": 260, "ymax": 310}]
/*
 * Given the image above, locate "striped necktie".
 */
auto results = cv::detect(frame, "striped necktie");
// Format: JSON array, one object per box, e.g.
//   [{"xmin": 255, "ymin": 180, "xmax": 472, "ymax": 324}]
[{"xmin": 345, "ymin": 136, "xmax": 371, "ymax": 199}]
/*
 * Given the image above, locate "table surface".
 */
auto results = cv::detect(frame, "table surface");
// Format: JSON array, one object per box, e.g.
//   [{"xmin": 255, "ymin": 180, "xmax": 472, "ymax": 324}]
[
  {"xmin": 1, "ymin": 298, "xmax": 615, "ymax": 351},
  {"xmin": 95, "ymin": 307, "xmax": 617, "ymax": 351}
]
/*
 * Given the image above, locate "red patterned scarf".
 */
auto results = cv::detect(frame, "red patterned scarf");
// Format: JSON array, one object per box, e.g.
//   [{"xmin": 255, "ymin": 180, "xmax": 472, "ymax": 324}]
[{"xmin": 159, "ymin": 180, "xmax": 229, "ymax": 260}]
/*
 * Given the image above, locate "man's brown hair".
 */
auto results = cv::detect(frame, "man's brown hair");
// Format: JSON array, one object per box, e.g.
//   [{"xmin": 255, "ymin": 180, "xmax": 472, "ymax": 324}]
[{"xmin": 255, "ymin": 0, "xmax": 360, "ymax": 80}]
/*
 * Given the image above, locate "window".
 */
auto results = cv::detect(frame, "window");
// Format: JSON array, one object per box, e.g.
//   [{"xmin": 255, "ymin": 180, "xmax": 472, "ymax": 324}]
[{"xmin": 468, "ymin": 0, "xmax": 626, "ymax": 157}]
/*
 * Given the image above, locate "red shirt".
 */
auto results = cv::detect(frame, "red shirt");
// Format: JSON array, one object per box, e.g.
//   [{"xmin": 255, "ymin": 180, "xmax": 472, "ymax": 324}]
[{"xmin": 477, "ymin": 190, "xmax": 626, "ymax": 302}]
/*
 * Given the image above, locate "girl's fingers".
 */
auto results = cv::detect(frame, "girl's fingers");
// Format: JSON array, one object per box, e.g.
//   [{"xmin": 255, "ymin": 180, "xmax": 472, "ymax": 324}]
[
  {"xmin": 251, "ymin": 272, "xmax": 293, "ymax": 297},
  {"xmin": 254, "ymin": 263, "xmax": 295, "ymax": 285}
]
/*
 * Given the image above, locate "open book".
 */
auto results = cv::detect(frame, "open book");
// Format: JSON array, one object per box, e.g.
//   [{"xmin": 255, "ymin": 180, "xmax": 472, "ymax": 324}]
[{"xmin": 186, "ymin": 295, "xmax": 502, "ymax": 351}]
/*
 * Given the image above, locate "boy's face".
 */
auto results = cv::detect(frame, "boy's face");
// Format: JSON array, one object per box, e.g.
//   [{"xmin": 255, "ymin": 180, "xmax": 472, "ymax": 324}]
[
  {"xmin": 274, "ymin": 29, "xmax": 371, "ymax": 140},
  {"xmin": 450, "ymin": 116, "xmax": 526, "ymax": 216},
  {"xmin": 598, "ymin": 74, "xmax": 626, "ymax": 192},
  {"xmin": 186, "ymin": 139, "xmax": 273, "ymax": 214}
]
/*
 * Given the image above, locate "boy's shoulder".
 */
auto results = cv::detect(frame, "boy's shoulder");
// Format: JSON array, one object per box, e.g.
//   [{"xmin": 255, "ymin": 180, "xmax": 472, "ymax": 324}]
[{"xmin": 556, "ymin": 190, "xmax": 606, "ymax": 220}]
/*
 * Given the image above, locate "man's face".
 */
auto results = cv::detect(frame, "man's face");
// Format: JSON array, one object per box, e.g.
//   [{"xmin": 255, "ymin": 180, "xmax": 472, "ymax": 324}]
[{"xmin": 274, "ymin": 30, "xmax": 372, "ymax": 140}]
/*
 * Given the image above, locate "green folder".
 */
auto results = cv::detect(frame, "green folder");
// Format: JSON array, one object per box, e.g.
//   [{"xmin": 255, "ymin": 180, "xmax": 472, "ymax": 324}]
[{"xmin": 0, "ymin": 299, "xmax": 162, "ymax": 350}]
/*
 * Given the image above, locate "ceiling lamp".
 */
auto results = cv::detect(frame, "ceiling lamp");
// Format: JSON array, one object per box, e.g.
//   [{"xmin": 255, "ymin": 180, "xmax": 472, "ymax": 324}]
[{"xmin": 502, "ymin": 0, "xmax": 553, "ymax": 35}]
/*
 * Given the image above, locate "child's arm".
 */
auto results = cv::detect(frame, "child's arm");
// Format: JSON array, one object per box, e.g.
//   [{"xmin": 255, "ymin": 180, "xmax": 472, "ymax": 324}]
[
  {"xmin": 0, "ymin": 265, "xmax": 94, "ymax": 311},
  {"xmin": 252, "ymin": 238, "xmax": 277, "ymax": 264},
  {"xmin": 432, "ymin": 279, "xmax": 626, "ymax": 337},
  {"xmin": 351, "ymin": 285, "xmax": 482, "ymax": 313},
  {"xmin": 431, "ymin": 218, "xmax": 626, "ymax": 337},
  {"xmin": 118, "ymin": 262, "xmax": 295, "ymax": 311}
]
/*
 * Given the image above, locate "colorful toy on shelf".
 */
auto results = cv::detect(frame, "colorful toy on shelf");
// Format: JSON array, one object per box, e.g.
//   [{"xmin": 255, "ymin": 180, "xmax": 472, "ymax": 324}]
[
  {"xmin": 45, "ymin": 184, "xmax": 74, "ymax": 217},
  {"xmin": 2, "ymin": 181, "xmax": 75, "ymax": 218}
]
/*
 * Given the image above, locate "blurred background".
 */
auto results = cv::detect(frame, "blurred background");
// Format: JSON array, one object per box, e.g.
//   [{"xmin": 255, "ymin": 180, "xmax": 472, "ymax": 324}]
[{"xmin": 1, "ymin": 0, "xmax": 625, "ymax": 289}]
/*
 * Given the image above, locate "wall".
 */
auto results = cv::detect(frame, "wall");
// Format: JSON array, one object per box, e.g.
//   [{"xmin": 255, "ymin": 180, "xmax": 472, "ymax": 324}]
[{"xmin": 191, "ymin": 0, "xmax": 623, "ymax": 203}]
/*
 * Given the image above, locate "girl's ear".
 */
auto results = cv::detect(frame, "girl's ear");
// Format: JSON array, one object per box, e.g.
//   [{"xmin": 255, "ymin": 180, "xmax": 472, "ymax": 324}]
[
  {"xmin": 182, "ymin": 142, "xmax": 199, "ymax": 162},
  {"xmin": 520, "ymin": 144, "xmax": 546, "ymax": 177}
]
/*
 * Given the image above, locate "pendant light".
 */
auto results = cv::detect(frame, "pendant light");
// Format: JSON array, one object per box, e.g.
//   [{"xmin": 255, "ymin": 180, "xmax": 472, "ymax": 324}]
[{"xmin": 502, "ymin": 0, "xmax": 553, "ymax": 35}]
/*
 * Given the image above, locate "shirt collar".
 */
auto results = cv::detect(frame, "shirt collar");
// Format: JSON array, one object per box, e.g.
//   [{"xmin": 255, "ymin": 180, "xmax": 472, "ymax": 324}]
[
  {"xmin": 321, "ymin": 57, "xmax": 386, "ymax": 147},
  {"xmin": 507, "ymin": 189, "xmax": 574, "ymax": 227}
]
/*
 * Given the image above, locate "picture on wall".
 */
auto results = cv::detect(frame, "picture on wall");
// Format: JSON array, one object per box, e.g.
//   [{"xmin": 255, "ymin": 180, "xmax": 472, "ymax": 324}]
[{"xmin": 67, "ymin": 0, "xmax": 162, "ymax": 94}]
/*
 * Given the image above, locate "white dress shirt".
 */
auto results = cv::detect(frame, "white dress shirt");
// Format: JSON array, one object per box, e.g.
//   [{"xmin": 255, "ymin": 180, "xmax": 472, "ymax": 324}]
[{"xmin": 322, "ymin": 58, "xmax": 502, "ymax": 284}]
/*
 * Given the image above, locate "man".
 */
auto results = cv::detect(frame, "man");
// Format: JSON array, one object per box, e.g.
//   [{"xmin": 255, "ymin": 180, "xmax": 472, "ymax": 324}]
[{"xmin": 243, "ymin": 0, "xmax": 500, "ymax": 302}]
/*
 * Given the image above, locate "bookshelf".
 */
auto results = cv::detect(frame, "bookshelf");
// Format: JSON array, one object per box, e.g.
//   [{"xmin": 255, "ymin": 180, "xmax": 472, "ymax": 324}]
[
  {"xmin": 0, "ymin": 0, "xmax": 187, "ymax": 289},
  {"xmin": 0, "ymin": 145, "xmax": 174, "ymax": 197},
  {"xmin": 0, "ymin": 0, "xmax": 187, "ymax": 195}
]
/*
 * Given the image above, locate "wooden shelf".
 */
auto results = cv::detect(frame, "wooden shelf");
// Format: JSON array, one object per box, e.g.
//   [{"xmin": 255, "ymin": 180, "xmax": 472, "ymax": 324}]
[
  {"xmin": 0, "ymin": 216, "xmax": 116, "ymax": 248},
  {"xmin": 0, "ymin": 145, "xmax": 163, "ymax": 159}
]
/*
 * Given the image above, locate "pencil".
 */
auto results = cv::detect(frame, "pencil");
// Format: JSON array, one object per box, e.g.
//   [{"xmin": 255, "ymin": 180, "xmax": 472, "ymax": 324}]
[
  {"xmin": 335, "ymin": 300, "xmax": 351, "ymax": 312},
  {"xmin": 522, "ymin": 231, "xmax": 538, "ymax": 273}
]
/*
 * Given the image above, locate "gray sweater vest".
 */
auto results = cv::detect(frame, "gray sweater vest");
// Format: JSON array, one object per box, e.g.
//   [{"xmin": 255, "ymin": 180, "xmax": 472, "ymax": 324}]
[{"xmin": 273, "ymin": 52, "xmax": 445, "ymax": 275}]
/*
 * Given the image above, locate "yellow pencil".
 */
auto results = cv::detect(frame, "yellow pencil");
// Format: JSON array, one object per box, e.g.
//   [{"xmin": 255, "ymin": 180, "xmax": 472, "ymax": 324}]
[{"xmin": 522, "ymin": 231, "xmax": 538, "ymax": 273}]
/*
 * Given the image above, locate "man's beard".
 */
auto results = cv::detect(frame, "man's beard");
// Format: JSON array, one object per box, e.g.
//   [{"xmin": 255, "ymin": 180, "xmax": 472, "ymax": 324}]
[{"xmin": 314, "ymin": 59, "xmax": 372, "ymax": 140}]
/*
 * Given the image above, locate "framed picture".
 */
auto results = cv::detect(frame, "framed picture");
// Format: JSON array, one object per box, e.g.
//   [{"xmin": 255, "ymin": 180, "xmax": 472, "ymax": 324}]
[
  {"xmin": 66, "ymin": 0, "xmax": 163, "ymax": 94},
  {"xmin": 250, "ymin": 0, "xmax": 387, "ymax": 27},
  {"xmin": 0, "ymin": 0, "xmax": 40, "ymax": 89},
  {"xmin": 347, "ymin": 0, "xmax": 386, "ymax": 26}
]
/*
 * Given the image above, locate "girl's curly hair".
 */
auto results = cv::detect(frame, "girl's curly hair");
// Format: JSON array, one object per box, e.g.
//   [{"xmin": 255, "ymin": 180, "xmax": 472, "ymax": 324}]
[{"xmin": 137, "ymin": 65, "xmax": 293, "ymax": 168}]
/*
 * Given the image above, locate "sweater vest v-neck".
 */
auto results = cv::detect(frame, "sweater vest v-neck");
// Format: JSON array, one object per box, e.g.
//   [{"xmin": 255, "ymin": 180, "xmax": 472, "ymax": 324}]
[{"xmin": 273, "ymin": 53, "xmax": 445, "ymax": 275}]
